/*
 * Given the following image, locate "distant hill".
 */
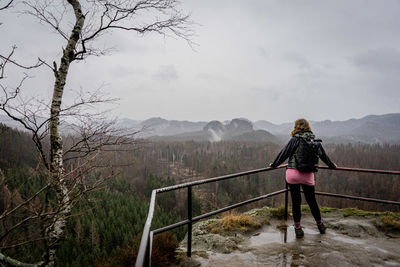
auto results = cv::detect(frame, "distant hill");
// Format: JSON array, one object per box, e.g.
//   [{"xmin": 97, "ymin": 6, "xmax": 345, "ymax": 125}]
[
  {"xmin": 0, "ymin": 114, "xmax": 78, "ymax": 136},
  {"xmin": 151, "ymin": 118, "xmax": 280, "ymax": 143},
  {"xmin": 231, "ymin": 130, "xmax": 279, "ymax": 143},
  {"xmin": 0, "ymin": 114, "xmax": 32, "ymax": 131},
  {"xmin": 2, "ymin": 113, "xmax": 399, "ymax": 144},
  {"xmin": 118, "ymin": 117, "xmax": 208, "ymax": 138},
  {"xmin": 255, "ymin": 113, "xmax": 400, "ymax": 144},
  {"xmin": 143, "ymin": 113, "xmax": 400, "ymax": 144},
  {"xmin": 0, "ymin": 124, "xmax": 39, "ymax": 168}
]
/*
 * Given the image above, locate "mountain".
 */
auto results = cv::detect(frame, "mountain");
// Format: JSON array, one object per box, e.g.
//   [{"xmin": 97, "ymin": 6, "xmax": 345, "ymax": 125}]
[
  {"xmin": 0, "ymin": 114, "xmax": 76, "ymax": 135},
  {"xmin": 0, "ymin": 114, "xmax": 31, "ymax": 132},
  {"xmin": 2, "ymin": 113, "xmax": 399, "ymax": 144},
  {"xmin": 0, "ymin": 123, "xmax": 39, "ymax": 169},
  {"xmin": 152, "ymin": 118, "xmax": 280, "ymax": 143},
  {"xmin": 255, "ymin": 113, "xmax": 400, "ymax": 144},
  {"xmin": 254, "ymin": 120, "xmax": 292, "ymax": 134},
  {"xmin": 119, "ymin": 117, "xmax": 208, "ymax": 138},
  {"xmin": 231, "ymin": 130, "xmax": 279, "ymax": 142}
]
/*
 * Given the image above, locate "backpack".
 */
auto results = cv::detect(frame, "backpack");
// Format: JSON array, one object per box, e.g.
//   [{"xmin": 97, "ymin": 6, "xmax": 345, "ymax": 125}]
[{"xmin": 294, "ymin": 136, "xmax": 321, "ymax": 172}]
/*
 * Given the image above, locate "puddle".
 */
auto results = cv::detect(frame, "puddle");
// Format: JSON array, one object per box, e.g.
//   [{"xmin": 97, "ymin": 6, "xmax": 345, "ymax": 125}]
[
  {"xmin": 303, "ymin": 227, "xmax": 320, "ymax": 235},
  {"xmin": 365, "ymin": 245, "xmax": 390, "ymax": 254},
  {"xmin": 385, "ymin": 261, "xmax": 400, "ymax": 266},
  {"xmin": 250, "ymin": 231, "xmax": 294, "ymax": 245},
  {"xmin": 250, "ymin": 225, "xmax": 293, "ymax": 245},
  {"xmin": 197, "ymin": 251, "xmax": 258, "ymax": 267},
  {"xmin": 250, "ymin": 225, "xmax": 321, "ymax": 246},
  {"xmin": 331, "ymin": 235, "xmax": 365, "ymax": 245},
  {"xmin": 270, "ymin": 252, "xmax": 307, "ymax": 267},
  {"xmin": 330, "ymin": 234, "xmax": 390, "ymax": 254},
  {"xmin": 197, "ymin": 250, "xmax": 308, "ymax": 267}
]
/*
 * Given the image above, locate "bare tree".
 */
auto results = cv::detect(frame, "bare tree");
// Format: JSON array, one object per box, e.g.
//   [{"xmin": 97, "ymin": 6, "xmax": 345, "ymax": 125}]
[{"xmin": 0, "ymin": 0, "xmax": 194, "ymax": 266}]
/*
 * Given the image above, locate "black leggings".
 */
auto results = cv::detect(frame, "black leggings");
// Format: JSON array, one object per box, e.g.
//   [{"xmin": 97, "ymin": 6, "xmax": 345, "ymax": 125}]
[{"xmin": 288, "ymin": 183, "xmax": 321, "ymax": 223}]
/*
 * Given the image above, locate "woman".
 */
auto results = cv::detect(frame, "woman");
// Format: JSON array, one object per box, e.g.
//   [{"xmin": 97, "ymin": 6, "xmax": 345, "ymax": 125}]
[{"xmin": 270, "ymin": 118, "xmax": 336, "ymax": 238}]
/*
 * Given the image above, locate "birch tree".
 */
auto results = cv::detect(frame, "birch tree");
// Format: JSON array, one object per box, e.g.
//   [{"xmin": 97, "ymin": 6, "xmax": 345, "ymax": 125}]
[{"xmin": 0, "ymin": 0, "xmax": 194, "ymax": 266}]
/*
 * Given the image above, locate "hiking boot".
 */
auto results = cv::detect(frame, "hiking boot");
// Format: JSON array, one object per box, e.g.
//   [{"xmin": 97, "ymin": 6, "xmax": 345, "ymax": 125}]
[
  {"xmin": 295, "ymin": 227, "xmax": 304, "ymax": 238},
  {"xmin": 317, "ymin": 223, "xmax": 326, "ymax": 234}
]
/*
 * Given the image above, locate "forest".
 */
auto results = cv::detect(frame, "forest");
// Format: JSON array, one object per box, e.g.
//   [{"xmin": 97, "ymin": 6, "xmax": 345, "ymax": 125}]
[{"xmin": 0, "ymin": 124, "xmax": 399, "ymax": 266}]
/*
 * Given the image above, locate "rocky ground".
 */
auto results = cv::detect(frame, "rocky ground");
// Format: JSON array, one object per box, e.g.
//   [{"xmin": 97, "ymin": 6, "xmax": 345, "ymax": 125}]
[{"xmin": 174, "ymin": 207, "xmax": 400, "ymax": 267}]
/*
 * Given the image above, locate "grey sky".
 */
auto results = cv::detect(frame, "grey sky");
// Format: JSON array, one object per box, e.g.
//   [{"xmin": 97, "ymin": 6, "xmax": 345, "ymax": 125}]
[{"xmin": 1, "ymin": 0, "xmax": 400, "ymax": 124}]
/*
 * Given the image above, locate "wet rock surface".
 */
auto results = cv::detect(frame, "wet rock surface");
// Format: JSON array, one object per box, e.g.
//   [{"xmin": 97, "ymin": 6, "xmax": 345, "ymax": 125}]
[{"xmin": 176, "ymin": 208, "xmax": 400, "ymax": 267}]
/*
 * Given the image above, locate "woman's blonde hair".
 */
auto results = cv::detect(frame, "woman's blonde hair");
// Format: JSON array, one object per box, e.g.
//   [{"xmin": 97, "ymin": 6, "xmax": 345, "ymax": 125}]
[{"xmin": 291, "ymin": 118, "xmax": 312, "ymax": 137}]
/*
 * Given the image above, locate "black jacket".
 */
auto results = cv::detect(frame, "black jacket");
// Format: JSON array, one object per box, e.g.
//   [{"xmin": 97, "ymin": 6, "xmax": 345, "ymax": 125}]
[{"xmin": 270, "ymin": 131, "xmax": 336, "ymax": 170}]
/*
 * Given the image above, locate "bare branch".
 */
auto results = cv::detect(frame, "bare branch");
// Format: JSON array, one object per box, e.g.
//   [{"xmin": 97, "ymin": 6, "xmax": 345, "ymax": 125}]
[
  {"xmin": 1, "ymin": 162, "xmax": 43, "ymax": 218},
  {"xmin": 0, "ymin": 210, "xmax": 57, "ymax": 243},
  {"xmin": 38, "ymin": 58, "xmax": 56, "ymax": 72},
  {"xmin": 0, "ymin": 237, "xmax": 46, "ymax": 250},
  {"xmin": 0, "ymin": 0, "xmax": 14, "ymax": 11},
  {"xmin": 0, "ymin": 184, "xmax": 49, "ymax": 221},
  {"xmin": 0, "ymin": 252, "xmax": 44, "ymax": 267},
  {"xmin": 0, "ymin": 46, "xmax": 43, "ymax": 79},
  {"xmin": 75, "ymin": 0, "xmax": 196, "ymax": 59},
  {"xmin": 0, "ymin": 46, "xmax": 50, "ymax": 169},
  {"xmin": 21, "ymin": 0, "xmax": 69, "ymax": 41},
  {"xmin": 0, "ymin": 90, "xmax": 50, "ymax": 167},
  {"xmin": 60, "ymin": 88, "xmax": 118, "ymax": 115}
]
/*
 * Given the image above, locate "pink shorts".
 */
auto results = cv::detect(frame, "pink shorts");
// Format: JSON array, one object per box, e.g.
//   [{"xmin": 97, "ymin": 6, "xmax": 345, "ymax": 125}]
[{"xmin": 286, "ymin": 169, "xmax": 315, "ymax": 186}]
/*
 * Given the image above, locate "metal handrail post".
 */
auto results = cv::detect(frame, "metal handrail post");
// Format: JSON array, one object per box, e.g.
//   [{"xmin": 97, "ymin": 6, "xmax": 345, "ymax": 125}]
[
  {"xmin": 284, "ymin": 182, "xmax": 289, "ymax": 221},
  {"xmin": 187, "ymin": 186, "xmax": 193, "ymax": 257},
  {"xmin": 143, "ymin": 238, "xmax": 150, "ymax": 267},
  {"xmin": 148, "ymin": 231, "xmax": 154, "ymax": 267},
  {"xmin": 135, "ymin": 190, "xmax": 156, "ymax": 267}
]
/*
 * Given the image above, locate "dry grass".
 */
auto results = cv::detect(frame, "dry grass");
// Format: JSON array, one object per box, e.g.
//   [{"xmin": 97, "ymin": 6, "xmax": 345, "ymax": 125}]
[
  {"xmin": 380, "ymin": 212, "xmax": 400, "ymax": 231},
  {"xmin": 207, "ymin": 214, "xmax": 261, "ymax": 234}
]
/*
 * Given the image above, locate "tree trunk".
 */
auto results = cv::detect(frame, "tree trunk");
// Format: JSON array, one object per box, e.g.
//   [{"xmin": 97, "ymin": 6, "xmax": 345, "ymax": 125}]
[{"xmin": 45, "ymin": 1, "xmax": 84, "ymax": 266}]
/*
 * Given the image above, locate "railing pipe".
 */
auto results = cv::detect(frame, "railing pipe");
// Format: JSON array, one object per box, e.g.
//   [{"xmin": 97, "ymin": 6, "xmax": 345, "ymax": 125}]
[
  {"xmin": 314, "ymin": 191, "xmax": 400, "ymax": 205},
  {"xmin": 156, "ymin": 165, "xmax": 287, "ymax": 194},
  {"xmin": 319, "ymin": 166, "xmax": 400, "ymax": 175},
  {"xmin": 153, "ymin": 220, "xmax": 190, "ymax": 235},
  {"xmin": 148, "ymin": 231, "xmax": 154, "ymax": 267},
  {"xmin": 187, "ymin": 186, "xmax": 193, "ymax": 257},
  {"xmin": 284, "ymin": 182, "xmax": 289, "ymax": 220},
  {"xmin": 135, "ymin": 190, "xmax": 157, "ymax": 267}
]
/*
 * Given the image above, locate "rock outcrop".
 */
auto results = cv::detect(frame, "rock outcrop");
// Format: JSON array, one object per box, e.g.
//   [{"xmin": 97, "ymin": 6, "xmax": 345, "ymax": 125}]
[{"xmin": 176, "ymin": 208, "xmax": 400, "ymax": 267}]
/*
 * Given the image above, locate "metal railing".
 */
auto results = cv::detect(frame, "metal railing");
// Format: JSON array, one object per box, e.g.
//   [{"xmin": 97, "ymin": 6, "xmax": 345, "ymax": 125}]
[{"xmin": 135, "ymin": 165, "xmax": 400, "ymax": 267}]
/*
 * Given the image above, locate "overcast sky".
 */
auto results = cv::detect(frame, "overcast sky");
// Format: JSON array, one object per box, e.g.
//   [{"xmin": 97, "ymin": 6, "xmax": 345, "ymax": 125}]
[{"xmin": 1, "ymin": 0, "xmax": 400, "ymax": 124}]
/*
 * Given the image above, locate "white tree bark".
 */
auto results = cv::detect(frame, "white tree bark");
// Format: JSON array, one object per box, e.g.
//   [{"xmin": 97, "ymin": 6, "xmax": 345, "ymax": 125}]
[{"xmin": 45, "ymin": 0, "xmax": 85, "ymax": 265}]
